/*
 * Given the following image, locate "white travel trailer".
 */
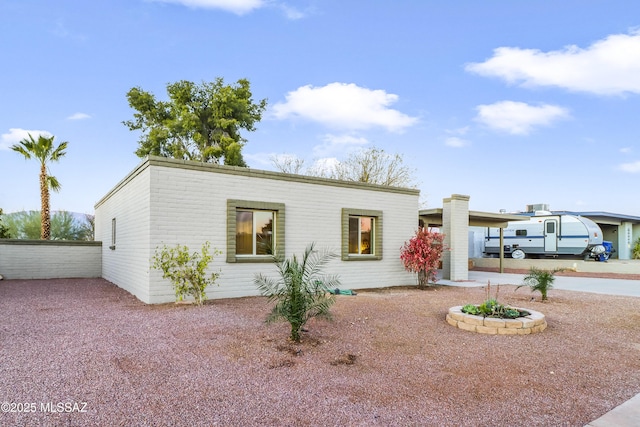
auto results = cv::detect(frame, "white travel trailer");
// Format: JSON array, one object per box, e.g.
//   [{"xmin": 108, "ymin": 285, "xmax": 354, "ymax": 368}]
[{"xmin": 484, "ymin": 211, "xmax": 609, "ymax": 260}]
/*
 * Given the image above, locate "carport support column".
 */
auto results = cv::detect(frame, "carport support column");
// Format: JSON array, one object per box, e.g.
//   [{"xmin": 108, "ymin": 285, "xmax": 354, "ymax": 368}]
[{"xmin": 442, "ymin": 194, "xmax": 470, "ymax": 281}]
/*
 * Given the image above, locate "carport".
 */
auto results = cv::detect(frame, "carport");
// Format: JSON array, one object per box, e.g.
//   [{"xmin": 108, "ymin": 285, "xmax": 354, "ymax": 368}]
[{"xmin": 419, "ymin": 195, "xmax": 528, "ymax": 279}]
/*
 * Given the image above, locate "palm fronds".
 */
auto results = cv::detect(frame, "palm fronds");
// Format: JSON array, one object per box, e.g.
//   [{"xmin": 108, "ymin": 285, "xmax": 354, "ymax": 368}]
[{"xmin": 255, "ymin": 243, "xmax": 340, "ymax": 342}]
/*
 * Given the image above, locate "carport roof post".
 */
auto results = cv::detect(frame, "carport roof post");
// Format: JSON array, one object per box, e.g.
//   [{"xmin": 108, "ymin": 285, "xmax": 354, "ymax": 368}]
[{"xmin": 419, "ymin": 202, "xmax": 528, "ymax": 275}]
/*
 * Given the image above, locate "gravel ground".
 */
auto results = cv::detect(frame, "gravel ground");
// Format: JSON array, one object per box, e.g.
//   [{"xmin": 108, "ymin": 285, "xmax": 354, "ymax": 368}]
[{"xmin": 1, "ymin": 278, "xmax": 639, "ymax": 427}]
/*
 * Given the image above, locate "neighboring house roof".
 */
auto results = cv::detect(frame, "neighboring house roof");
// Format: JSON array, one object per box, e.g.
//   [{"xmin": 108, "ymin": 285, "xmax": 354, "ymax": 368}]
[{"xmin": 514, "ymin": 211, "xmax": 640, "ymax": 225}]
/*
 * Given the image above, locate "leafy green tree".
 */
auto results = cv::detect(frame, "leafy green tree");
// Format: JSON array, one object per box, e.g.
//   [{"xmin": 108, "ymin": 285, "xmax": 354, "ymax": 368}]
[
  {"xmin": 0, "ymin": 208, "xmax": 11, "ymax": 238},
  {"xmin": 5, "ymin": 210, "xmax": 93, "ymax": 240},
  {"xmin": 124, "ymin": 78, "xmax": 267, "ymax": 166},
  {"xmin": 151, "ymin": 242, "xmax": 221, "ymax": 305},
  {"xmin": 254, "ymin": 243, "xmax": 339, "ymax": 342},
  {"xmin": 10, "ymin": 133, "xmax": 68, "ymax": 240}
]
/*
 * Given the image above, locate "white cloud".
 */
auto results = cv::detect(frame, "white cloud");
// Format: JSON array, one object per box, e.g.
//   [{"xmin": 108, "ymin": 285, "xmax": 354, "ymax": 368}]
[
  {"xmin": 0, "ymin": 128, "xmax": 52, "ymax": 150},
  {"xmin": 620, "ymin": 147, "xmax": 632, "ymax": 153},
  {"xmin": 312, "ymin": 134, "xmax": 369, "ymax": 158},
  {"xmin": 151, "ymin": 0, "xmax": 265, "ymax": 15},
  {"xmin": 444, "ymin": 137, "xmax": 469, "ymax": 148},
  {"xmin": 278, "ymin": 3, "xmax": 306, "ymax": 19},
  {"xmin": 619, "ymin": 161, "xmax": 640, "ymax": 173},
  {"xmin": 466, "ymin": 30, "xmax": 640, "ymax": 95},
  {"xmin": 474, "ymin": 101, "xmax": 570, "ymax": 135},
  {"xmin": 67, "ymin": 112, "xmax": 91, "ymax": 120},
  {"xmin": 272, "ymin": 82, "xmax": 418, "ymax": 132},
  {"xmin": 307, "ymin": 157, "xmax": 340, "ymax": 177}
]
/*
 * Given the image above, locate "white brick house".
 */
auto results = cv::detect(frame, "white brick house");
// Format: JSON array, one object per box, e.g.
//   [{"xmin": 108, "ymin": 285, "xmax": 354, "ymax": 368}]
[{"xmin": 94, "ymin": 156, "xmax": 420, "ymax": 304}]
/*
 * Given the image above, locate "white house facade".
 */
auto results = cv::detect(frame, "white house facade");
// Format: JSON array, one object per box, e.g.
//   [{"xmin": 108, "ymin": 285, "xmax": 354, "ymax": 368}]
[{"xmin": 95, "ymin": 156, "xmax": 420, "ymax": 304}]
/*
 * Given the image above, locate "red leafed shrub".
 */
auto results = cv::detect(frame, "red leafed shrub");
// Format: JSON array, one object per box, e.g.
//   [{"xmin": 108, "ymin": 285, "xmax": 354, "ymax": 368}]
[{"xmin": 400, "ymin": 228, "xmax": 446, "ymax": 288}]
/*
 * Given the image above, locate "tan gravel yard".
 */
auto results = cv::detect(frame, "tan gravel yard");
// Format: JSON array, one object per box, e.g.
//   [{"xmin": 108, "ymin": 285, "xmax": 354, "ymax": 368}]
[{"xmin": 1, "ymin": 278, "xmax": 639, "ymax": 426}]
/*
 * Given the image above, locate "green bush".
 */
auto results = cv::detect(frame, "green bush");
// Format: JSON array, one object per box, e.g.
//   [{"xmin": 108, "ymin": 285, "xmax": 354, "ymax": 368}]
[
  {"xmin": 517, "ymin": 267, "xmax": 564, "ymax": 301},
  {"xmin": 254, "ymin": 243, "xmax": 340, "ymax": 342},
  {"xmin": 633, "ymin": 237, "xmax": 640, "ymax": 260},
  {"xmin": 152, "ymin": 241, "xmax": 221, "ymax": 305}
]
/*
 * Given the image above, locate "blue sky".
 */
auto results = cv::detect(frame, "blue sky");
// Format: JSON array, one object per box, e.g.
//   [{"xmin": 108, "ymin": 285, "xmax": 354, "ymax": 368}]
[{"xmin": 1, "ymin": 0, "xmax": 639, "ymax": 216}]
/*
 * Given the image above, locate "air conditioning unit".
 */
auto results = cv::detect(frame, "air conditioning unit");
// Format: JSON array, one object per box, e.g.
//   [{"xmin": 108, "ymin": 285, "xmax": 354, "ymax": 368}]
[{"xmin": 526, "ymin": 203, "xmax": 549, "ymax": 213}]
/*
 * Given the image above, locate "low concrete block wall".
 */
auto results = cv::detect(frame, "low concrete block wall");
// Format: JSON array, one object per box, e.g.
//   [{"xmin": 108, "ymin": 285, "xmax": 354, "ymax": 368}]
[
  {"xmin": 471, "ymin": 257, "xmax": 640, "ymax": 275},
  {"xmin": 0, "ymin": 240, "xmax": 102, "ymax": 279}
]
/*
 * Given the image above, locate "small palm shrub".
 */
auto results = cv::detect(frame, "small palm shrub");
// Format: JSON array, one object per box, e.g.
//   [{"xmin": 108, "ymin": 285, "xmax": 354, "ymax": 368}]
[
  {"xmin": 517, "ymin": 267, "xmax": 564, "ymax": 301},
  {"xmin": 255, "ymin": 243, "xmax": 340, "ymax": 342},
  {"xmin": 152, "ymin": 241, "xmax": 221, "ymax": 305}
]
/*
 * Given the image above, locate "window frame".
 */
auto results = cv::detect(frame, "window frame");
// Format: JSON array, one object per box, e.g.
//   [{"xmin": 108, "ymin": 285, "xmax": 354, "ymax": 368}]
[
  {"xmin": 227, "ymin": 200, "xmax": 285, "ymax": 263},
  {"xmin": 109, "ymin": 218, "xmax": 116, "ymax": 250},
  {"xmin": 341, "ymin": 208, "xmax": 382, "ymax": 261}
]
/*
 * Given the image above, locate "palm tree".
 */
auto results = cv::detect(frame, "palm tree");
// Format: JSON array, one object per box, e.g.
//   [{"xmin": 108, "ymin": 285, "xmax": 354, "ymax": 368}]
[
  {"xmin": 254, "ymin": 243, "xmax": 339, "ymax": 342},
  {"xmin": 11, "ymin": 133, "xmax": 68, "ymax": 240}
]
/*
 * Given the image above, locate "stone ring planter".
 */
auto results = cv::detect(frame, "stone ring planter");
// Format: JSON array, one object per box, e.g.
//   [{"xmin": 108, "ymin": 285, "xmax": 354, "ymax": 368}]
[{"xmin": 446, "ymin": 306, "xmax": 547, "ymax": 335}]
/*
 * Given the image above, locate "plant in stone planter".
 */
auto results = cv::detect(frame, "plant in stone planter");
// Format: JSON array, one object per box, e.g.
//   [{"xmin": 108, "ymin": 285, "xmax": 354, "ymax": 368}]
[
  {"xmin": 152, "ymin": 241, "xmax": 222, "ymax": 305},
  {"xmin": 461, "ymin": 282, "xmax": 530, "ymax": 319}
]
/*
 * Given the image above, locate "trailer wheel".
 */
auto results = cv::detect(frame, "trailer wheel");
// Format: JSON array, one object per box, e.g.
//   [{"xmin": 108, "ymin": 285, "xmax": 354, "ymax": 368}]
[{"xmin": 511, "ymin": 249, "xmax": 526, "ymax": 259}]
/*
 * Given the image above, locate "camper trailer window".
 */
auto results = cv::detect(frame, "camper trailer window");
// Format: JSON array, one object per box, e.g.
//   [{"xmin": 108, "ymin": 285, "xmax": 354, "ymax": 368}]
[
  {"xmin": 546, "ymin": 222, "xmax": 555, "ymax": 233},
  {"xmin": 515, "ymin": 229, "xmax": 527, "ymax": 236}
]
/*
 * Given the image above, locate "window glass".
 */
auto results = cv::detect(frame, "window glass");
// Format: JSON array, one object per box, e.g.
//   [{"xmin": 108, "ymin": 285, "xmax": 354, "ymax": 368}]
[
  {"xmin": 348, "ymin": 217, "xmax": 359, "ymax": 254},
  {"xmin": 349, "ymin": 216, "xmax": 374, "ymax": 255},
  {"xmin": 360, "ymin": 217, "xmax": 372, "ymax": 254},
  {"xmin": 515, "ymin": 229, "xmax": 527, "ymax": 236},
  {"xmin": 255, "ymin": 211, "xmax": 274, "ymax": 255},
  {"xmin": 236, "ymin": 211, "xmax": 253, "ymax": 255},
  {"xmin": 236, "ymin": 210, "xmax": 274, "ymax": 256},
  {"xmin": 546, "ymin": 221, "xmax": 555, "ymax": 234}
]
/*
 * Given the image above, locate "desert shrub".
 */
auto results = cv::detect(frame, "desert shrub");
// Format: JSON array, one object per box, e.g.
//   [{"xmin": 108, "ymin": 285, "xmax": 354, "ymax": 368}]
[
  {"xmin": 633, "ymin": 237, "xmax": 640, "ymax": 260},
  {"xmin": 255, "ymin": 243, "xmax": 339, "ymax": 342},
  {"xmin": 400, "ymin": 227, "xmax": 446, "ymax": 288},
  {"xmin": 517, "ymin": 267, "xmax": 564, "ymax": 301},
  {"xmin": 152, "ymin": 241, "xmax": 221, "ymax": 305}
]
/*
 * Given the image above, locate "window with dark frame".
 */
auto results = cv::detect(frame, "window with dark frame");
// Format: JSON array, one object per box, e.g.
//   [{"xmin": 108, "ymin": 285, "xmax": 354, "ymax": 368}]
[
  {"xmin": 227, "ymin": 200, "xmax": 285, "ymax": 263},
  {"xmin": 235, "ymin": 209, "xmax": 275, "ymax": 256},
  {"xmin": 341, "ymin": 208, "xmax": 382, "ymax": 261}
]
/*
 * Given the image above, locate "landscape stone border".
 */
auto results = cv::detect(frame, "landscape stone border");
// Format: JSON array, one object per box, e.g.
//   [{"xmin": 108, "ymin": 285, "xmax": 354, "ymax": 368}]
[{"xmin": 446, "ymin": 306, "xmax": 547, "ymax": 335}]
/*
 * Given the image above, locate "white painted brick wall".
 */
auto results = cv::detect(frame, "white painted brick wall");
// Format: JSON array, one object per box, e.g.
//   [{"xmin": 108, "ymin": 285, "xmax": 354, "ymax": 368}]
[
  {"xmin": 96, "ymin": 158, "xmax": 420, "ymax": 304},
  {"xmin": 95, "ymin": 165, "xmax": 152, "ymax": 302},
  {"xmin": 0, "ymin": 241, "xmax": 101, "ymax": 279}
]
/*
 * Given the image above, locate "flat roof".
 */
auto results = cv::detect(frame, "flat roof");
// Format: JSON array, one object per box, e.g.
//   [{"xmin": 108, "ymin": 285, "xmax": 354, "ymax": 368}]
[
  {"xmin": 419, "ymin": 209, "xmax": 528, "ymax": 228},
  {"xmin": 514, "ymin": 211, "xmax": 640, "ymax": 225}
]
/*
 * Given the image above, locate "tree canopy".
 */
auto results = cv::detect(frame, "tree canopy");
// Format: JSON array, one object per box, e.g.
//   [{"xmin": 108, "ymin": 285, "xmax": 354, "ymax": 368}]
[
  {"xmin": 4, "ymin": 210, "xmax": 94, "ymax": 240},
  {"xmin": 271, "ymin": 147, "xmax": 418, "ymax": 188},
  {"xmin": 0, "ymin": 208, "xmax": 11, "ymax": 238},
  {"xmin": 124, "ymin": 78, "xmax": 267, "ymax": 166}
]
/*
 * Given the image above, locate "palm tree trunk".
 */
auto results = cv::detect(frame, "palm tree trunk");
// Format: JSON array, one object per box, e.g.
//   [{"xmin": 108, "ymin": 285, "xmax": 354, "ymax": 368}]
[{"xmin": 40, "ymin": 163, "xmax": 50, "ymax": 240}]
